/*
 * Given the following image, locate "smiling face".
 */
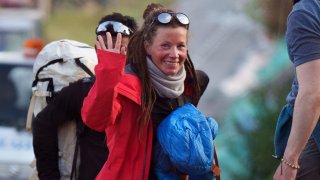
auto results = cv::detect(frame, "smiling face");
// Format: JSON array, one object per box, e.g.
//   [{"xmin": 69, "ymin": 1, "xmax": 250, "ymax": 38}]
[{"xmin": 145, "ymin": 26, "xmax": 188, "ymax": 76}]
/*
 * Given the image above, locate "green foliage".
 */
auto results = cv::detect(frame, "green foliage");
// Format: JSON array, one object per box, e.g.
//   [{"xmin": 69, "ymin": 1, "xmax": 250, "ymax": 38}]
[
  {"xmin": 245, "ymin": 69, "xmax": 292, "ymax": 179},
  {"xmin": 245, "ymin": 0, "xmax": 263, "ymax": 26},
  {"xmin": 246, "ymin": 0, "xmax": 293, "ymax": 38},
  {"xmin": 215, "ymin": 39, "xmax": 293, "ymax": 179},
  {"xmin": 43, "ymin": 6, "xmax": 102, "ymax": 45},
  {"xmin": 42, "ymin": 0, "xmax": 173, "ymax": 44}
]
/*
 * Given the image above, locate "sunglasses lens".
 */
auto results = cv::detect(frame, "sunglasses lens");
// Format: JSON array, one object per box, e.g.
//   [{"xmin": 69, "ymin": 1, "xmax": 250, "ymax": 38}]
[
  {"xmin": 113, "ymin": 23, "xmax": 131, "ymax": 35},
  {"xmin": 157, "ymin": 13, "xmax": 172, "ymax": 24},
  {"xmin": 176, "ymin": 13, "xmax": 189, "ymax": 25},
  {"xmin": 96, "ymin": 21, "xmax": 132, "ymax": 35}
]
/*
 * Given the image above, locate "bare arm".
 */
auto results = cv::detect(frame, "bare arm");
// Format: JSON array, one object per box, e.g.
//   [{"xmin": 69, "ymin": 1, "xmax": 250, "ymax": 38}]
[
  {"xmin": 286, "ymin": 59, "xmax": 320, "ymax": 159},
  {"xmin": 274, "ymin": 59, "xmax": 320, "ymax": 180}
]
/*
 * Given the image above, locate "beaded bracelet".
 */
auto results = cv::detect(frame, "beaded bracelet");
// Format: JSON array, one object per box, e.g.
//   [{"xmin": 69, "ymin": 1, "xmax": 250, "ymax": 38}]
[{"xmin": 281, "ymin": 158, "xmax": 300, "ymax": 169}]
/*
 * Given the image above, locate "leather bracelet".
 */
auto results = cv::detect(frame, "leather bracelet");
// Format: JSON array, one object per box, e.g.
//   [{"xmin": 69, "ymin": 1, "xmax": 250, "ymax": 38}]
[{"xmin": 281, "ymin": 158, "xmax": 300, "ymax": 169}]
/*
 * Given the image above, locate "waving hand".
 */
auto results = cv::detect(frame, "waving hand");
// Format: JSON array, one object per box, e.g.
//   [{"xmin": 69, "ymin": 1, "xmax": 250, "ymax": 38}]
[{"xmin": 96, "ymin": 32, "xmax": 126, "ymax": 55}]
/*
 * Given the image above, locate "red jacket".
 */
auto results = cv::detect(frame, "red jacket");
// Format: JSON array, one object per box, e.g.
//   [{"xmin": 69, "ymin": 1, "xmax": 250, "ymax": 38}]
[{"xmin": 81, "ymin": 50, "xmax": 153, "ymax": 180}]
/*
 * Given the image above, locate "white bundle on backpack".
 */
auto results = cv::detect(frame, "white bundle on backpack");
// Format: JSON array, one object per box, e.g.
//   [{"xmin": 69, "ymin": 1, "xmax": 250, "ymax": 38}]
[
  {"xmin": 28, "ymin": 39, "xmax": 98, "ymax": 118},
  {"xmin": 26, "ymin": 39, "xmax": 98, "ymax": 180}
]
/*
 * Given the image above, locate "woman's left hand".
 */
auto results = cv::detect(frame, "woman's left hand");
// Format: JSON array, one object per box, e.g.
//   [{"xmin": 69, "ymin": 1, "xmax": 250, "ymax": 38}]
[{"xmin": 96, "ymin": 32, "xmax": 126, "ymax": 55}]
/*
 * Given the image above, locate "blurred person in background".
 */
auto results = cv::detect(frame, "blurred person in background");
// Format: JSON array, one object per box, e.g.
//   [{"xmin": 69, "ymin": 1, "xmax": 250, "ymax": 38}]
[
  {"xmin": 32, "ymin": 12, "xmax": 137, "ymax": 180},
  {"xmin": 81, "ymin": 3, "xmax": 211, "ymax": 180},
  {"xmin": 273, "ymin": 0, "xmax": 320, "ymax": 179}
]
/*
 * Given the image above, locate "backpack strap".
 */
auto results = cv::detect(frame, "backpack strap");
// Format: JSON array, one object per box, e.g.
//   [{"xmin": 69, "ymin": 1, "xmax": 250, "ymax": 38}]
[
  {"xmin": 70, "ymin": 79, "xmax": 94, "ymax": 180},
  {"xmin": 32, "ymin": 59, "xmax": 62, "ymax": 104},
  {"xmin": 32, "ymin": 57, "xmax": 94, "ymax": 87},
  {"xmin": 26, "ymin": 94, "xmax": 36, "ymax": 131},
  {"xmin": 75, "ymin": 58, "xmax": 94, "ymax": 77},
  {"xmin": 212, "ymin": 147, "xmax": 221, "ymax": 180},
  {"xmin": 26, "ymin": 59, "xmax": 64, "ymax": 131},
  {"xmin": 32, "ymin": 58, "xmax": 63, "ymax": 88},
  {"xmin": 70, "ymin": 118, "xmax": 86, "ymax": 180},
  {"xmin": 70, "ymin": 135, "xmax": 80, "ymax": 180}
]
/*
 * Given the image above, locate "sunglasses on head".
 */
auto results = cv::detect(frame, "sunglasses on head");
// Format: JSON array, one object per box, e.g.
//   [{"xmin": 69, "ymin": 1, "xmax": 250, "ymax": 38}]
[
  {"xmin": 96, "ymin": 21, "xmax": 133, "ymax": 36},
  {"xmin": 151, "ymin": 12, "xmax": 190, "ymax": 27}
]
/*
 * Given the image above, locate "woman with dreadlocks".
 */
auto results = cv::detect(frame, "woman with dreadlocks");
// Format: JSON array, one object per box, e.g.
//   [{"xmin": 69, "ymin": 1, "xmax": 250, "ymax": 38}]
[
  {"xmin": 273, "ymin": 0, "xmax": 320, "ymax": 179},
  {"xmin": 81, "ymin": 3, "xmax": 210, "ymax": 180}
]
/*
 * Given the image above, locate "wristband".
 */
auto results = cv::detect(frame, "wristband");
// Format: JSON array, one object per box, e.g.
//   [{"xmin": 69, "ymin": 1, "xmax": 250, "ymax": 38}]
[{"xmin": 281, "ymin": 158, "xmax": 300, "ymax": 169}]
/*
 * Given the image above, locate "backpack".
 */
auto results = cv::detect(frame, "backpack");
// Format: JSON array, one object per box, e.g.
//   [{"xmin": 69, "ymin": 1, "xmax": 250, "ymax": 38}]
[{"xmin": 26, "ymin": 39, "xmax": 98, "ymax": 180}]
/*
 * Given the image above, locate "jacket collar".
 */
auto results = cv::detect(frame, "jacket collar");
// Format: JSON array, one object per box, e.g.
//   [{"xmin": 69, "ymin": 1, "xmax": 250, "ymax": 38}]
[{"xmin": 116, "ymin": 74, "xmax": 142, "ymax": 105}]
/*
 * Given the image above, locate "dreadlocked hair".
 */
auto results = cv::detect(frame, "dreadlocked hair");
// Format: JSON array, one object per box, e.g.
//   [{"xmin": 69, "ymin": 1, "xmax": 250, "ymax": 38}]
[
  {"xmin": 185, "ymin": 53, "xmax": 201, "ymax": 104},
  {"xmin": 127, "ymin": 29, "xmax": 156, "ymax": 134}
]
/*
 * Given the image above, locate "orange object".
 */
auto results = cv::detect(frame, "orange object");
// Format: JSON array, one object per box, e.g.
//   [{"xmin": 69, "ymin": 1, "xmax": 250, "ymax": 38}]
[
  {"xmin": 211, "ymin": 164, "xmax": 221, "ymax": 176},
  {"xmin": 23, "ymin": 38, "xmax": 45, "ymax": 59}
]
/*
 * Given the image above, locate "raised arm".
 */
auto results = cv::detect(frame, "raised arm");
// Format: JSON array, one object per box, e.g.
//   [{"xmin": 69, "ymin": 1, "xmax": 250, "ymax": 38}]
[{"xmin": 81, "ymin": 33, "xmax": 126, "ymax": 132}]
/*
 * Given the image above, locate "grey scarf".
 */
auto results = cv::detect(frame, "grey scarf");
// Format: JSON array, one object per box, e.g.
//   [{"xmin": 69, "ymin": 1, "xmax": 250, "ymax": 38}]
[{"xmin": 147, "ymin": 57, "xmax": 186, "ymax": 98}]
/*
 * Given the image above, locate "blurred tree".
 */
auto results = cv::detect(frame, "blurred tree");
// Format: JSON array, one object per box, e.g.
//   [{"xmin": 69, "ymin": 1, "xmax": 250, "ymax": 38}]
[
  {"xmin": 221, "ymin": 67, "xmax": 292, "ymax": 179},
  {"xmin": 261, "ymin": 0, "xmax": 292, "ymax": 38},
  {"xmin": 247, "ymin": 0, "xmax": 292, "ymax": 38},
  {"xmin": 234, "ymin": 0, "xmax": 294, "ymax": 179},
  {"xmin": 245, "ymin": 1, "xmax": 294, "ymax": 178},
  {"xmin": 51, "ymin": 0, "xmax": 110, "ymax": 9},
  {"xmin": 43, "ymin": 0, "xmax": 173, "ymax": 44},
  {"xmin": 245, "ymin": 69, "xmax": 292, "ymax": 179},
  {"xmin": 217, "ymin": 37, "xmax": 293, "ymax": 179}
]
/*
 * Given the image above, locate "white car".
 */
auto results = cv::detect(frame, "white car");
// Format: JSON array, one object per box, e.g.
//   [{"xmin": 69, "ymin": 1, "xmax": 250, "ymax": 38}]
[
  {"xmin": 0, "ymin": 56, "xmax": 35, "ymax": 180},
  {"xmin": 0, "ymin": 3, "xmax": 46, "ymax": 180}
]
